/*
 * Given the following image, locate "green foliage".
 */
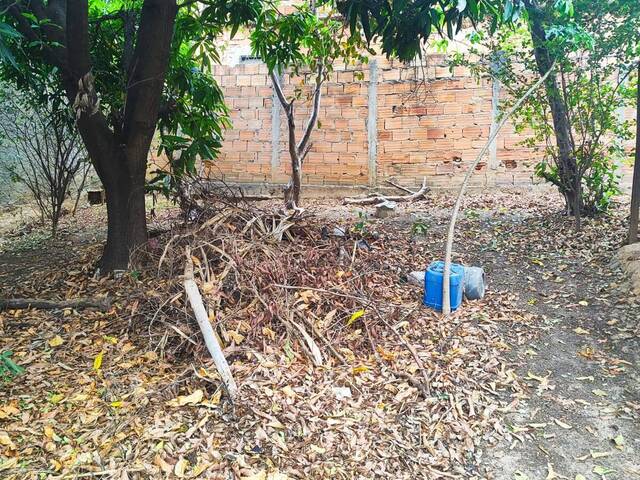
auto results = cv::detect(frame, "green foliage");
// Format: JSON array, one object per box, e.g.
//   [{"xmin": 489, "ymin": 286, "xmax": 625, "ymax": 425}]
[
  {"xmin": 451, "ymin": 0, "xmax": 639, "ymax": 215},
  {"xmin": 0, "ymin": 20, "xmax": 20, "ymax": 67},
  {"xmin": 353, "ymin": 210, "xmax": 369, "ymax": 235},
  {"xmin": 0, "ymin": 351, "xmax": 24, "ymax": 384},
  {"xmin": 465, "ymin": 209, "xmax": 480, "ymax": 219},
  {"xmin": 411, "ymin": 219, "xmax": 429, "ymax": 236},
  {"xmin": 152, "ymin": 0, "xmax": 264, "ymax": 193},
  {"xmin": 149, "ymin": 16, "xmax": 232, "ymax": 196},
  {"xmin": 1, "ymin": 0, "xmax": 264, "ymax": 199},
  {"xmin": 251, "ymin": 1, "xmax": 368, "ymax": 78},
  {"xmin": 535, "ymin": 156, "xmax": 622, "ymax": 215},
  {"xmin": 336, "ymin": 0, "xmax": 526, "ymax": 62},
  {"xmin": 86, "ymin": 1, "xmax": 255, "ymax": 196},
  {"xmin": 529, "ymin": 73, "xmax": 631, "ymax": 214}
]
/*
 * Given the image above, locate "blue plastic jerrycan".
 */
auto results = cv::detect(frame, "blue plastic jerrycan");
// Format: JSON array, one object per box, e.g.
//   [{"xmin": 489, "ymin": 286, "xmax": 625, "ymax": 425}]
[{"xmin": 423, "ymin": 261, "xmax": 464, "ymax": 312}]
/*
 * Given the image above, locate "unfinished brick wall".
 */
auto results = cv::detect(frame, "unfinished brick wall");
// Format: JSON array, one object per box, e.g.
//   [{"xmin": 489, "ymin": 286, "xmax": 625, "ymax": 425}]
[{"xmin": 205, "ymin": 55, "xmax": 633, "ymax": 191}]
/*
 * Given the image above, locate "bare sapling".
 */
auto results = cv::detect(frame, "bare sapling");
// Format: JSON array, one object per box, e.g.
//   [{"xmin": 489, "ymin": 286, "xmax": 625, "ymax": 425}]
[
  {"xmin": 441, "ymin": 64, "xmax": 555, "ymax": 315},
  {"xmin": 270, "ymin": 65, "xmax": 323, "ymax": 211}
]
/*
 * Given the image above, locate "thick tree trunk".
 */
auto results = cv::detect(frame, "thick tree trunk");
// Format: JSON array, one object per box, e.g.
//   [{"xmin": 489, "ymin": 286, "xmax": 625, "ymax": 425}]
[
  {"xmin": 99, "ymin": 156, "xmax": 148, "ymax": 272},
  {"xmin": 68, "ymin": 0, "xmax": 176, "ymax": 271},
  {"xmin": 526, "ymin": 1, "xmax": 581, "ymax": 221},
  {"xmin": 629, "ymin": 62, "xmax": 640, "ymax": 244},
  {"xmin": 73, "ymin": 113, "xmax": 148, "ymax": 271}
]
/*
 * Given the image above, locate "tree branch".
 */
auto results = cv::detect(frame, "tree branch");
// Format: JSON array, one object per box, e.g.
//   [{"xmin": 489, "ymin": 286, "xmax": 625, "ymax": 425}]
[
  {"xmin": 297, "ymin": 63, "xmax": 324, "ymax": 156},
  {"xmin": 0, "ymin": 297, "xmax": 112, "ymax": 311},
  {"xmin": 270, "ymin": 70, "xmax": 291, "ymax": 111},
  {"xmin": 122, "ymin": 0, "xmax": 178, "ymax": 147},
  {"xmin": 66, "ymin": 0, "xmax": 91, "ymax": 91},
  {"xmin": 344, "ymin": 177, "xmax": 429, "ymax": 205},
  {"xmin": 3, "ymin": 1, "xmax": 68, "ymax": 74}
]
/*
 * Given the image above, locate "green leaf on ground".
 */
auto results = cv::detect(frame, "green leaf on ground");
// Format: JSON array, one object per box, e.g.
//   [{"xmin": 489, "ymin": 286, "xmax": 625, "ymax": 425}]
[{"xmin": 593, "ymin": 465, "xmax": 615, "ymax": 476}]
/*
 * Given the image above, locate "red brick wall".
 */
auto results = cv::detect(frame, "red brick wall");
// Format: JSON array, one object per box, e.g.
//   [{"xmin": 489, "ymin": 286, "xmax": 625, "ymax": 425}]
[{"xmin": 204, "ymin": 55, "xmax": 634, "ymax": 191}]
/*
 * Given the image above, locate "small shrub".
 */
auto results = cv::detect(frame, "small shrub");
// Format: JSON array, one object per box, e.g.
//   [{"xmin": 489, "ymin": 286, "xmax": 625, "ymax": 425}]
[
  {"xmin": 0, "ymin": 351, "xmax": 24, "ymax": 384},
  {"xmin": 411, "ymin": 219, "xmax": 429, "ymax": 235},
  {"xmin": 353, "ymin": 211, "xmax": 369, "ymax": 235},
  {"xmin": 465, "ymin": 209, "xmax": 481, "ymax": 220},
  {"xmin": 0, "ymin": 87, "xmax": 89, "ymax": 235}
]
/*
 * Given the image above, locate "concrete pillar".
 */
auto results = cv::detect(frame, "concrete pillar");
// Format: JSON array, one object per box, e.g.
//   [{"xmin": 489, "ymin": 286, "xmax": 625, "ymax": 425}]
[
  {"xmin": 270, "ymin": 73, "xmax": 283, "ymax": 182},
  {"xmin": 367, "ymin": 59, "xmax": 378, "ymax": 186},
  {"xmin": 616, "ymin": 68, "xmax": 629, "ymax": 125},
  {"xmin": 488, "ymin": 70, "xmax": 501, "ymax": 171}
]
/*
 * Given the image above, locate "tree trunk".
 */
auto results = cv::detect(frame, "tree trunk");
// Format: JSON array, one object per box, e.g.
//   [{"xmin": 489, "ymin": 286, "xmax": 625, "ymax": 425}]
[
  {"xmin": 270, "ymin": 65, "xmax": 323, "ymax": 210},
  {"xmin": 285, "ymin": 152, "xmax": 302, "ymax": 209},
  {"xmin": 67, "ymin": 0, "xmax": 176, "ymax": 272},
  {"xmin": 89, "ymin": 143, "xmax": 149, "ymax": 272},
  {"xmin": 629, "ymin": 62, "xmax": 640, "ymax": 244},
  {"xmin": 526, "ymin": 0, "xmax": 581, "ymax": 221},
  {"xmin": 290, "ymin": 157, "xmax": 302, "ymax": 207},
  {"xmin": 7, "ymin": 0, "xmax": 176, "ymax": 271},
  {"xmin": 100, "ymin": 172, "xmax": 147, "ymax": 271}
]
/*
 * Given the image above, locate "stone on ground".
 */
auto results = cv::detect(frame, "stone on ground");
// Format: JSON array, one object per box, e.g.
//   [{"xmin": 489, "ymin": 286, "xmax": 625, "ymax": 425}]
[
  {"xmin": 617, "ymin": 243, "xmax": 640, "ymax": 294},
  {"xmin": 375, "ymin": 200, "xmax": 397, "ymax": 219}
]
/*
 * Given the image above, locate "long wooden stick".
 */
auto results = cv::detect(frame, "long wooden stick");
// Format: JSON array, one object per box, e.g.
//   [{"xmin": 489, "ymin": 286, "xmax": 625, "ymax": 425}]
[
  {"xmin": 385, "ymin": 179, "xmax": 421, "ymax": 196},
  {"xmin": 441, "ymin": 64, "xmax": 556, "ymax": 315},
  {"xmin": 344, "ymin": 177, "xmax": 428, "ymax": 205},
  {"xmin": 184, "ymin": 246, "xmax": 238, "ymax": 400},
  {"xmin": 0, "ymin": 297, "xmax": 111, "ymax": 311}
]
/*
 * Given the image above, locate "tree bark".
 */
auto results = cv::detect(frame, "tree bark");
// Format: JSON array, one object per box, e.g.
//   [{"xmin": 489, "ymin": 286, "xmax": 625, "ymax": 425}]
[
  {"xmin": 0, "ymin": 297, "xmax": 112, "ymax": 311},
  {"xmin": 271, "ymin": 65, "xmax": 323, "ymax": 210},
  {"xmin": 525, "ymin": 0, "xmax": 581, "ymax": 223},
  {"xmin": 629, "ymin": 61, "xmax": 640, "ymax": 244},
  {"xmin": 6, "ymin": 0, "xmax": 178, "ymax": 272},
  {"xmin": 98, "ymin": 152, "xmax": 148, "ymax": 271},
  {"xmin": 284, "ymin": 110, "xmax": 302, "ymax": 209},
  {"xmin": 97, "ymin": 0, "xmax": 177, "ymax": 270}
]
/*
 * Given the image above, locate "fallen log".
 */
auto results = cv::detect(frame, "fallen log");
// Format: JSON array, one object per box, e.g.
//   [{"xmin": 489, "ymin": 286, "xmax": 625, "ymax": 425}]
[
  {"xmin": 0, "ymin": 297, "xmax": 112, "ymax": 311},
  {"xmin": 343, "ymin": 177, "xmax": 428, "ymax": 206},
  {"xmin": 184, "ymin": 246, "xmax": 238, "ymax": 400}
]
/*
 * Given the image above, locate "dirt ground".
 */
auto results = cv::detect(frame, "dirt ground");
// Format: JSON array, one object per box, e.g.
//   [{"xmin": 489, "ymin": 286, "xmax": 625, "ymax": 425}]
[
  {"xmin": 463, "ymin": 201, "xmax": 640, "ymax": 480},
  {"xmin": 0, "ymin": 190, "xmax": 638, "ymax": 479}
]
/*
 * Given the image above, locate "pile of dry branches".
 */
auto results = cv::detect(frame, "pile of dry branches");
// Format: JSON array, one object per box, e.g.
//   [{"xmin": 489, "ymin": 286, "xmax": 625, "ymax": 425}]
[{"xmin": 137, "ymin": 205, "xmax": 375, "ymax": 362}]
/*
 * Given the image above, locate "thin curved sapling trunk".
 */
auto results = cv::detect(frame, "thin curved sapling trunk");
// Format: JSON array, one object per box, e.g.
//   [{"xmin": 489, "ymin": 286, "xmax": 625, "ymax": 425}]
[
  {"xmin": 270, "ymin": 64, "xmax": 324, "ymax": 210},
  {"xmin": 629, "ymin": 61, "xmax": 640, "ymax": 244},
  {"xmin": 441, "ymin": 64, "xmax": 555, "ymax": 315}
]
